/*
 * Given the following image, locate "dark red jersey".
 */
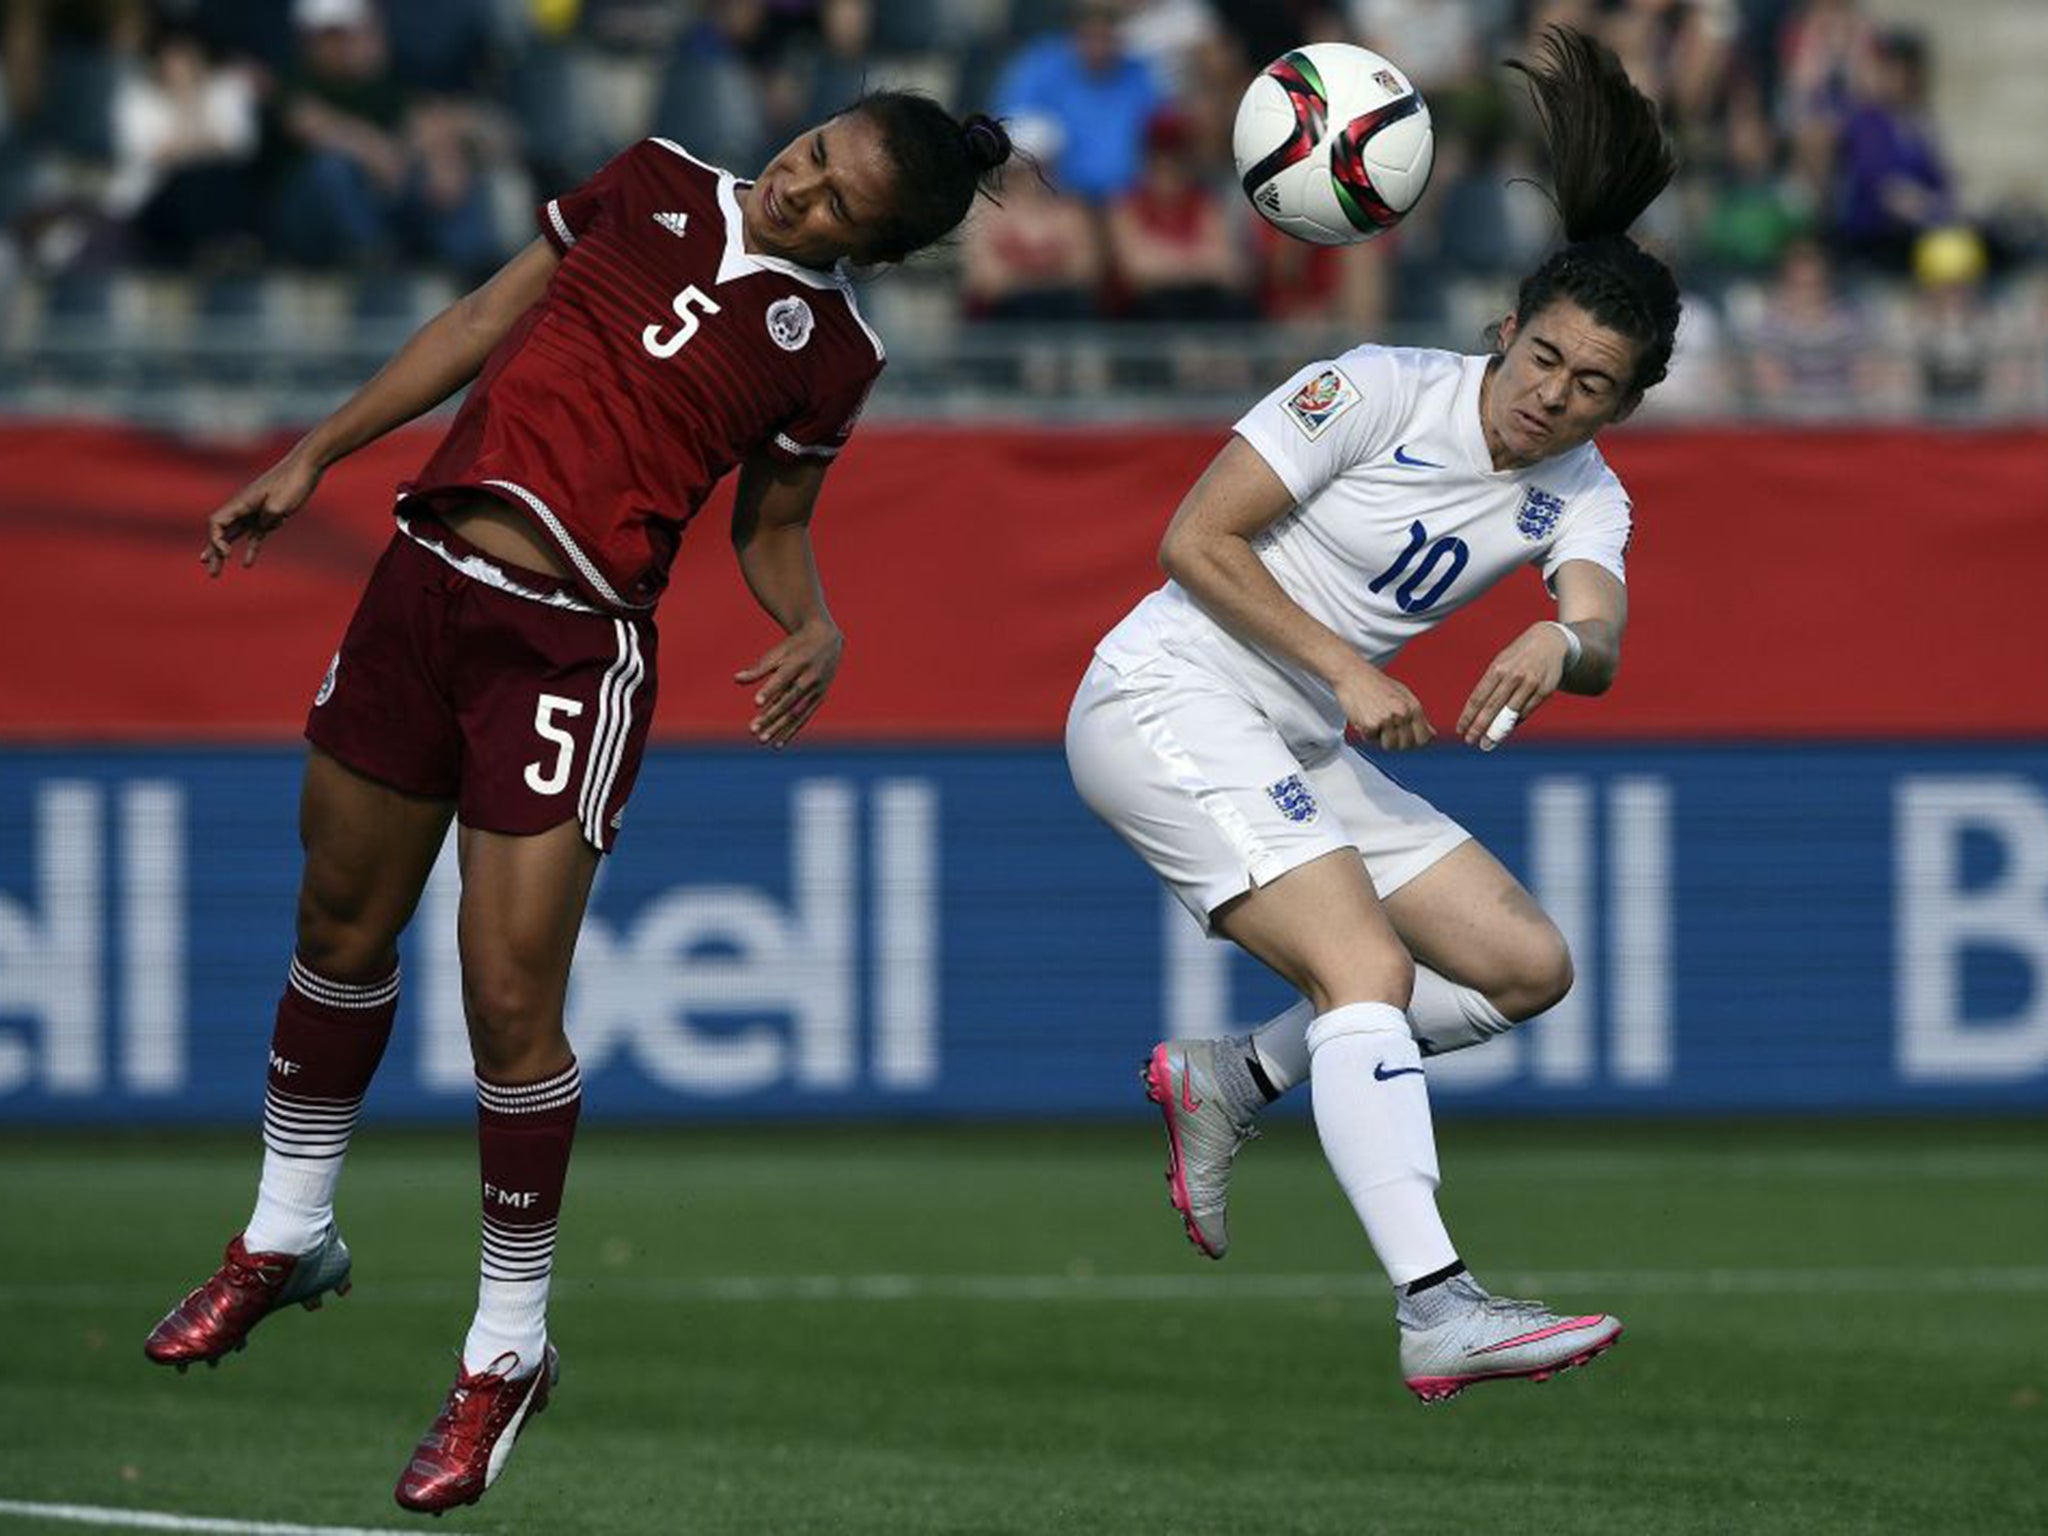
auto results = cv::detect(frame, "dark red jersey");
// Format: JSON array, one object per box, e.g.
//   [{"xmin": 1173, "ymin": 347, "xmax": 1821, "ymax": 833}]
[{"xmin": 403, "ymin": 137, "xmax": 886, "ymax": 613}]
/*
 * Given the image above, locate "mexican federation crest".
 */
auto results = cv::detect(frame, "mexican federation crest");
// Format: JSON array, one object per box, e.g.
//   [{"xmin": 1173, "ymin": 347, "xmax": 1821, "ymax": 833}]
[
  {"xmin": 766, "ymin": 295, "xmax": 814, "ymax": 352},
  {"xmin": 1516, "ymin": 486, "xmax": 1565, "ymax": 542},
  {"xmin": 1266, "ymin": 773, "xmax": 1320, "ymax": 824},
  {"xmin": 314, "ymin": 650, "xmax": 340, "ymax": 707}
]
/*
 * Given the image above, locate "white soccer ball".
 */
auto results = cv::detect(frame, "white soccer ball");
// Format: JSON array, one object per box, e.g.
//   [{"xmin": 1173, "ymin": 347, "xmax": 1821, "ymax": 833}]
[{"xmin": 1233, "ymin": 43, "xmax": 1435, "ymax": 246}]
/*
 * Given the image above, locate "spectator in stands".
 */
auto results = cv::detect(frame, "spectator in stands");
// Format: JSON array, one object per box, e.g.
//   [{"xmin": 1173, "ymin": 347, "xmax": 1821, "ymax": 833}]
[
  {"xmin": 1744, "ymin": 236, "xmax": 1884, "ymax": 413},
  {"xmin": 1696, "ymin": 90, "xmax": 1814, "ymax": 282},
  {"xmin": 1350, "ymin": 0, "xmax": 1482, "ymax": 92},
  {"xmin": 1106, "ymin": 109, "xmax": 1253, "ymax": 322},
  {"xmin": 800, "ymin": 0, "xmax": 874, "ymax": 127},
  {"xmin": 1213, "ymin": 0, "xmax": 1352, "ymax": 75},
  {"xmin": 995, "ymin": 0, "xmax": 1163, "ymax": 203},
  {"xmin": 1777, "ymin": 0, "xmax": 1876, "ymax": 132},
  {"xmin": 961, "ymin": 118, "xmax": 1103, "ymax": 321},
  {"xmin": 108, "ymin": 23, "xmax": 261, "ymax": 266},
  {"xmin": 1120, "ymin": 0, "xmax": 1226, "ymax": 99},
  {"xmin": 652, "ymin": 0, "xmax": 772, "ymax": 174},
  {"xmin": 266, "ymin": 0, "xmax": 501, "ymax": 277},
  {"xmin": 1903, "ymin": 224, "xmax": 2030, "ymax": 416},
  {"xmin": 1250, "ymin": 218, "xmax": 1391, "ymax": 333},
  {"xmin": 1832, "ymin": 28, "xmax": 1954, "ymax": 275}
]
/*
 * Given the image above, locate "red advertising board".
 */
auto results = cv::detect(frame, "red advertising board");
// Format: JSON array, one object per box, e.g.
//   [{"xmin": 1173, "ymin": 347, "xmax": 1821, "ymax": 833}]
[{"xmin": 4, "ymin": 421, "xmax": 2044, "ymax": 740}]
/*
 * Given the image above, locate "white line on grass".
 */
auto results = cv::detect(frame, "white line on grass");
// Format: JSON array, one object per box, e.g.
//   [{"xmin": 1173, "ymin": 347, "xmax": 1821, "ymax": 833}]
[
  {"xmin": 8, "ymin": 1265, "xmax": 2048, "ymax": 1309},
  {"xmin": 0, "ymin": 1501, "xmax": 411, "ymax": 1535}
]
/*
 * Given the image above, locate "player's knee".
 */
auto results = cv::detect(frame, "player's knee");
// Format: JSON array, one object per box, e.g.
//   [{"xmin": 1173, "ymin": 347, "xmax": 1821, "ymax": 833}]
[
  {"xmin": 461, "ymin": 969, "xmax": 563, "ymax": 1072},
  {"xmin": 1498, "ymin": 928, "xmax": 1574, "ymax": 1021},
  {"xmin": 1304, "ymin": 944, "xmax": 1415, "ymax": 1015},
  {"xmin": 292, "ymin": 887, "xmax": 397, "ymax": 982}
]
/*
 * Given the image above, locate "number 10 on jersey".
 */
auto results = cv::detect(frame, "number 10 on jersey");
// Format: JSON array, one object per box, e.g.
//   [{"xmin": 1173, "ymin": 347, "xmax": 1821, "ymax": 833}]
[{"xmin": 1368, "ymin": 520, "xmax": 1469, "ymax": 614}]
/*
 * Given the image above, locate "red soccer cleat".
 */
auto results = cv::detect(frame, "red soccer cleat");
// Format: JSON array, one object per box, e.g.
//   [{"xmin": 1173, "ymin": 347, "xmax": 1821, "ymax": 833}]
[
  {"xmin": 394, "ymin": 1344, "xmax": 559, "ymax": 1514},
  {"xmin": 144, "ymin": 1229, "xmax": 353, "ymax": 1371}
]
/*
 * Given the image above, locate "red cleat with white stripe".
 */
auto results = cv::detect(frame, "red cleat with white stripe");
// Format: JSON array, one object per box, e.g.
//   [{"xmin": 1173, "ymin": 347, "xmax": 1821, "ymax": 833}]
[
  {"xmin": 143, "ymin": 1229, "xmax": 352, "ymax": 1371},
  {"xmin": 394, "ymin": 1345, "xmax": 559, "ymax": 1514}
]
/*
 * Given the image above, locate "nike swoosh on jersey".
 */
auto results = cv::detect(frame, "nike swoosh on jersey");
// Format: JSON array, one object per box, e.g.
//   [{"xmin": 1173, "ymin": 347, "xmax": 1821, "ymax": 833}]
[
  {"xmin": 1373, "ymin": 1063, "xmax": 1425, "ymax": 1081},
  {"xmin": 1392, "ymin": 445, "xmax": 1444, "ymax": 469}
]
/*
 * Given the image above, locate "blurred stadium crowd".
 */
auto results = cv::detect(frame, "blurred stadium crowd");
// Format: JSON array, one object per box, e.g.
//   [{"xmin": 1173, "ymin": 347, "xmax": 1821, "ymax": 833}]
[{"xmin": 4, "ymin": 0, "xmax": 2046, "ymax": 420}]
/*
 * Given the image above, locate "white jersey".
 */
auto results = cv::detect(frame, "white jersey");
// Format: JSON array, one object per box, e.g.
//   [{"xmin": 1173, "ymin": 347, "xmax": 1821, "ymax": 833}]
[{"xmin": 1094, "ymin": 344, "xmax": 1633, "ymax": 754}]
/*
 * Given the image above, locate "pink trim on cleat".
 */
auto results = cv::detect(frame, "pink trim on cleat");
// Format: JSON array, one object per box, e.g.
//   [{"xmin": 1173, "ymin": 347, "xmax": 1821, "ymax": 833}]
[
  {"xmin": 1141, "ymin": 1045, "xmax": 1218, "ymax": 1259},
  {"xmin": 1405, "ymin": 1324, "xmax": 1624, "ymax": 1403},
  {"xmin": 1468, "ymin": 1314, "xmax": 1611, "ymax": 1355}
]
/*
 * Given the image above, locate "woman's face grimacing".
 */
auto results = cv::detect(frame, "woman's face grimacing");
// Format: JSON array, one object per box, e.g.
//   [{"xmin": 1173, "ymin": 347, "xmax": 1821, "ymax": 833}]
[
  {"xmin": 741, "ymin": 112, "xmax": 898, "ymax": 269},
  {"xmin": 1480, "ymin": 299, "xmax": 1644, "ymax": 471}
]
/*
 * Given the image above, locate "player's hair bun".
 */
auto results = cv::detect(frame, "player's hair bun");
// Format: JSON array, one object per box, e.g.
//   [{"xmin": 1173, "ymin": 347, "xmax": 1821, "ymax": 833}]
[{"xmin": 961, "ymin": 114, "xmax": 1013, "ymax": 172}]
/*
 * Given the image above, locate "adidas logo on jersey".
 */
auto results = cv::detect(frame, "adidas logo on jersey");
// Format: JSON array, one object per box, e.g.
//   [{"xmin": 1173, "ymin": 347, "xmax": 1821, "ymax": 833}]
[{"xmin": 652, "ymin": 212, "xmax": 689, "ymax": 238}]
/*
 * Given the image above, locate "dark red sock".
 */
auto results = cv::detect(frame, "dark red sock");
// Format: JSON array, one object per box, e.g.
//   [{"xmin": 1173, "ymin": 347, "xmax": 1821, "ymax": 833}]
[{"xmin": 464, "ymin": 1058, "xmax": 582, "ymax": 1374}]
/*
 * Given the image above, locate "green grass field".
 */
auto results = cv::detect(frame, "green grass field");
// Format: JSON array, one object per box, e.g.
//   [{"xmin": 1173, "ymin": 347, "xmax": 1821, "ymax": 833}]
[{"xmin": 1, "ymin": 1119, "xmax": 2043, "ymax": 1535}]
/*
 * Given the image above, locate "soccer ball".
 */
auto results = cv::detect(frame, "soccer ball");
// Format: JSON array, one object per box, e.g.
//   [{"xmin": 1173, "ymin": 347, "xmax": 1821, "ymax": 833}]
[{"xmin": 1233, "ymin": 43, "xmax": 1435, "ymax": 246}]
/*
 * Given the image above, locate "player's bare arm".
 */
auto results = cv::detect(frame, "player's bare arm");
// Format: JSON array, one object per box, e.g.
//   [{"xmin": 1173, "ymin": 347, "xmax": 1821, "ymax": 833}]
[
  {"xmin": 731, "ymin": 454, "xmax": 842, "ymax": 749},
  {"xmin": 199, "ymin": 238, "xmax": 562, "ymax": 577},
  {"xmin": 1457, "ymin": 559, "xmax": 1628, "ymax": 745},
  {"xmin": 1160, "ymin": 435, "xmax": 1434, "ymax": 751}
]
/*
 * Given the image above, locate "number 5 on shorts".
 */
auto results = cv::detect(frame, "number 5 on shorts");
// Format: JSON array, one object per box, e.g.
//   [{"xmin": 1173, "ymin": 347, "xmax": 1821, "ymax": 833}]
[{"xmin": 524, "ymin": 694, "xmax": 584, "ymax": 795}]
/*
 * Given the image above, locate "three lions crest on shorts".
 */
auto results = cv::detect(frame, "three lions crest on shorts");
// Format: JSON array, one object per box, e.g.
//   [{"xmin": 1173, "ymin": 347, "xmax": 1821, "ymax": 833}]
[
  {"xmin": 766, "ymin": 296, "xmax": 814, "ymax": 352},
  {"xmin": 1283, "ymin": 367, "xmax": 1359, "ymax": 440},
  {"xmin": 1266, "ymin": 774, "xmax": 1320, "ymax": 823}
]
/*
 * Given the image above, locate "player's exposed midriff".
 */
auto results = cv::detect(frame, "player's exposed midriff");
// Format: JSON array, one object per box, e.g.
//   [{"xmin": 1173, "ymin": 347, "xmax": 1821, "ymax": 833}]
[{"xmin": 429, "ymin": 489, "xmax": 573, "ymax": 582}]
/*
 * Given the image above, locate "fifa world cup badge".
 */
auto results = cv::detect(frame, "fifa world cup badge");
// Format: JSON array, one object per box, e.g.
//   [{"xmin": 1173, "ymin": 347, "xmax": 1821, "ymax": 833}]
[
  {"xmin": 766, "ymin": 296, "xmax": 814, "ymax": 352},
  {"xmin": 1283, "ymin": 367, "xmax": 1359, "ymax": 440}
]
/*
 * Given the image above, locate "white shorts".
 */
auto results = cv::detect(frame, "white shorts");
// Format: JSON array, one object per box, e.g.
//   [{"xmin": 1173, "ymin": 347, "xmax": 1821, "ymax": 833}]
[{"xmin": 1066, "ymin": 655, "xmax": 1471, "ymax": 930}]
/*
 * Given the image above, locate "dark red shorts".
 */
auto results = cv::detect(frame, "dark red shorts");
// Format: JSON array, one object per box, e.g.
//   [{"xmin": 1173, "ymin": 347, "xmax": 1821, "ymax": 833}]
[{"xmin": 305, "ymin": 519, "xmax": 658, "ymax": 853}]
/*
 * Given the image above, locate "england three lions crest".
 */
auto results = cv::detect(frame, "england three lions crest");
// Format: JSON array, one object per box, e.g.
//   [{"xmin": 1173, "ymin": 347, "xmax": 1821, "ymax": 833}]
[
  {"xmin": 766, "ymin": 296, "xmax": 814, "ymax": 352},
  {"xmin": 1517, "ymin": 486, "xmax": 1565, "ymax": 542},
  {"xmin": 1266, "ymin": 774, "xmax": 1319, "ymax": 824}
]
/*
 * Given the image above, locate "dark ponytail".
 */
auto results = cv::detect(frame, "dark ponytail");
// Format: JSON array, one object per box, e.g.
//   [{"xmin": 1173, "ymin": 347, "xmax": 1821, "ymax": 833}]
[
  {"xmin": 845, "ymin": 91, "xmax": 1014, "ymax": 264},
  {"xmin": 1503, "ymin": 27, "xmax": 1682, "ymax": 394}
]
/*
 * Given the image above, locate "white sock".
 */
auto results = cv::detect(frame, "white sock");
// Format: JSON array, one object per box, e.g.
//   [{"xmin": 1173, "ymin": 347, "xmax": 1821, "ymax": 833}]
[
  {"xmin": 1407, "ymin": 966, "xmax": 1516, "ymax": 1057},
  {"xmin": 1305, "ymin": 1002, "xmax": 1459, "ymax": 1286},
  {"xmin": 463, "ymin": 1273, "xmax": 551, "ymax": 1377},
  {"xmin": 1245, "ymin": 968, "xmax": 1518, "ymax": 1092},
  {"xmin": 1246, "ymin": 999, "xmax": 1315, "ymax": 1093},
  {"xmin": 244, "ymin": 1153, "xmax": 346, "ymax": 1256}
]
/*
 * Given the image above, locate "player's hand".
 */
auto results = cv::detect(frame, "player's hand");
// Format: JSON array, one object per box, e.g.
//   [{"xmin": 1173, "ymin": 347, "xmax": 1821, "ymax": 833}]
[
  {"xmin": 1458, "ymin": 622, "xmax": 1573, "ymax": 748},
  {"xmin": 737, "ymin": 620, "xmax": 843, "ymax": 749},
  {"xmin": 200, "ymin": 452, "xmax": 323, "ymax": 577},
  {"xmin": 1336, "ymin": 662, "xmax": 1434, "ymax": 752}
]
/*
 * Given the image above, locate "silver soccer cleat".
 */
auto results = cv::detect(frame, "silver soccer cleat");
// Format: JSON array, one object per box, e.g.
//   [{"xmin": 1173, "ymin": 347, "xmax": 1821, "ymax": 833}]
[
  {"xmin": 1397, "ymin": 1273, "xmax": 1623, "ymax": 1402},
  {"xmin": 1141, "ymin": 1039, "xmax": 1263, "ymax": 1260}
]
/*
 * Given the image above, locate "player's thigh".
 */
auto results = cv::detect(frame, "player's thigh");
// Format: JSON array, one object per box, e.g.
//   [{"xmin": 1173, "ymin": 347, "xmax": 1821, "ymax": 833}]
[
  {"xmin": 296, "ymin": 746, "xmax": 455, "ymax": 975},
  {"xmin": 1381, "ymin": 839, "xmax": 1572, "ymax": 1011},
  {"xmin": 453, "ymin": 592, "xmax": 658, "ymax": 855},
  {"xmin": 454, "ymin": 818, "xmax": 599, "ymax": 1039},
  {"xmin": 1302, "ymin": 747, "xmax": 1473, "ymax": 904},
  {"xmin": 1211, "ymin": 847, "xmax": 1413, "ymax": 1013},
  {"xmin": 1066, "ymin": 656, "xmax": 1360, "ymax": 930}
]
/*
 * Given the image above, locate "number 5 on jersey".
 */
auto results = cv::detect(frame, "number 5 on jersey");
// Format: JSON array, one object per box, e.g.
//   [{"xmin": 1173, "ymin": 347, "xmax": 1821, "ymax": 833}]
[
  {"xmin": 643, "ymin": 284, "xmax": 722, "ymax": 358},
  {"xmin": 525, "ymin": 694, "xmax": 584, "ymax": 795}
]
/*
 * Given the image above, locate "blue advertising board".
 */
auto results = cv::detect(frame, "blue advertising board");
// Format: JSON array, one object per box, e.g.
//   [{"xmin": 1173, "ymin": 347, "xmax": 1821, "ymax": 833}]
[{"xmin": 1, "ymin": 745, "xmax": 2045, "ymax": 1121}]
